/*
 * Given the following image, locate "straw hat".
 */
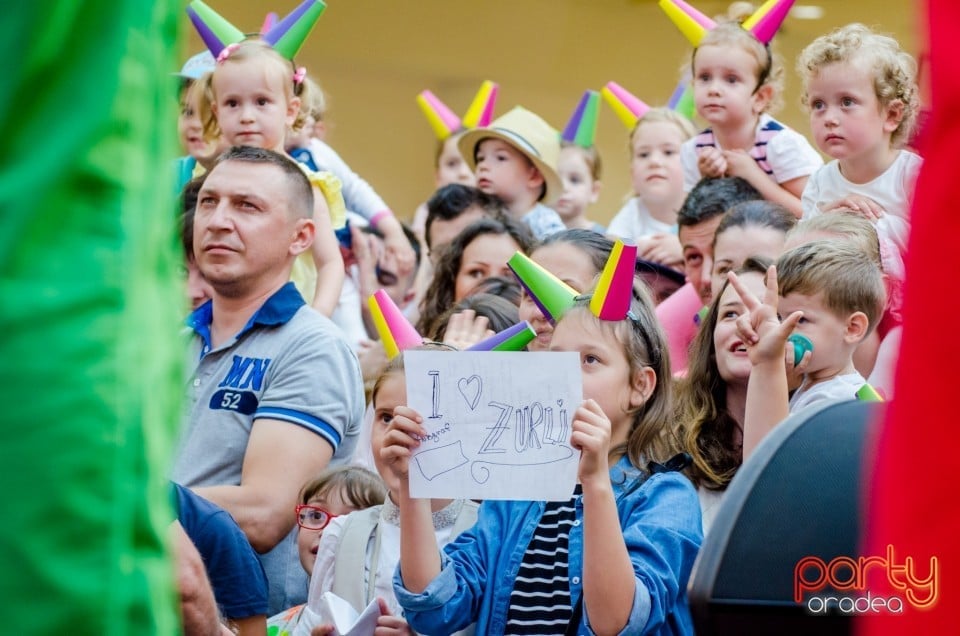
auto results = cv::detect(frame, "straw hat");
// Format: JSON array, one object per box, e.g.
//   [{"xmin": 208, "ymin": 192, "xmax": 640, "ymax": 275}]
[{"xmin": 458, "ymin": 106, "xmax": 562, "ymax": 204}]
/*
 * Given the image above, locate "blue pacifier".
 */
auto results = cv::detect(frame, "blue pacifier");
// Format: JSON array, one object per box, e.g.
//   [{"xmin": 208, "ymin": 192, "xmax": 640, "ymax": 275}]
[{"xmin": 787, "ymin": 334, "xmax": 814, "ymax": 366}]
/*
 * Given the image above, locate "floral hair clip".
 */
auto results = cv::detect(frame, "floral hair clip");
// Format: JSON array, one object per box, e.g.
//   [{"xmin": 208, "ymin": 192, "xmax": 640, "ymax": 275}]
[
  {"xmin": 293, "ymin": 66, "xmax": 307, "ymax": 85},
  {"xmin": 216, "ymin": 42, "xmax": 240, "ymax": 64}
]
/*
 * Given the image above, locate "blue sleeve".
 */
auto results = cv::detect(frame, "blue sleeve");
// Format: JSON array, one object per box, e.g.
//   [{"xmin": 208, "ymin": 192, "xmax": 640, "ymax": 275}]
[
  {"xmin": 175, "ymin": 484, "xmax": 269, "ymax": 619},
  {"xmin": 393, "ymin": 500, "xmax": 523, "ymax": 634},
  {"xmin": 585, "ymin": 472, "xmax": 702, "ymax": 635}
]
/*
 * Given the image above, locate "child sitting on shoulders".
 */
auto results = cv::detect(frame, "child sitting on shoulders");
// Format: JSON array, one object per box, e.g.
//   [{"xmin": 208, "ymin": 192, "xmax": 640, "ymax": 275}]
[
  {"xmin": 797, "ymin": 23, "xmax": 922, "ymax": 254},
  {"xmin": 729, "ymin": 240, "xmax": 886, "ymax": 459},
  {"xmin": 608, "ymin": 108, "xmax": 696, "ymax": 269},
  {"xmin": 679, "ymin": 19, "xmax": 823, "ymax": 217},
  {"xmin": 458, "ymin": 107, "xmax": 566, "ymax": 239}
]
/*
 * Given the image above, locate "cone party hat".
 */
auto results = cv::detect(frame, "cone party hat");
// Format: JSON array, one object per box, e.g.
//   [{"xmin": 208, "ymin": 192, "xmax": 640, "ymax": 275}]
[
  {"xmin": 261, "ymin": 0, "xmax": 327, "ymax": 60},
  {"xmin": 507, "ymin": 252, "xmax": 578, "ymax": 324},
  {"xmin": 590, "ymin": 240, "xmax": 638, "ymax": 321},
  {"xmin": 467, "ymin": 321, "xmax": 537, "ymax": 351},
  {"xmin": 186, "ymin": 0, "xmax": 245, "ymax": 58},
  {"xmin": 368, "ymin": 290, "xmax": 423, "ymax": 359},
  {"xmin": 561, "ymin": 90, "xmax": 601, "ymax": 148},
  {"xmin": 601, "ymin": 82, "xmax": 651, "ymax": 130}
]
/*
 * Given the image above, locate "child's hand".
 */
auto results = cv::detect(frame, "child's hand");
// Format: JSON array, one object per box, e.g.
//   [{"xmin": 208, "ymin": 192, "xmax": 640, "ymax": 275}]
[
  {"xmin": 722, "ymin": 149, "xmax": 765, "ymax": 182},
  {"xmin": 380, "ymin": 406, "xmax": 427, "ymax": 481},
  {"xmin": 570, "ymin": 399, "xmax": 612, "ymax": 487},
  {"xmin": 727, "ymin": 266, "xmax": 804, "ymax": 367},
  {"xmin": 697, "ymin": 146, "xmax": 727, "ymax": 178},
  {"xmin": 636, "ymin": 234, "xmax": 683, "ymax": 268},
  {"xmin": 310, "ymin": 625, "xmax": 335, "ymax": 636},
  {"xmin": 352, "ymin": 224, "xmax": 381, "ymax": 300},
  {"xmin": 379, "ymin": 217, "xmax": 417, "ymax": 279},
  {"xmin": 442, "ymin": 309, "xmax": 493, "ymax": 350},
  {"xmin": 820, "ymin": 196, "xmax": 885, "ymax": 221},
  {"xmin": 374, "ymin": 597, "xmax": 415, "ymax": 635}
]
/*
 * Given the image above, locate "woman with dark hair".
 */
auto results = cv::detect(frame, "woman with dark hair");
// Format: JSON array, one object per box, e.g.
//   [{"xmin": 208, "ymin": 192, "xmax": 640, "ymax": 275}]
[
  {"xmin": 708, "ymin": 200, "xmax": 796, "ymax": 302},
  {"xmin": 417, "ymin": 217, "xmax": 533, "ymax": 333},
  {"xmin": 675, "ymin": 257, "xmax": 774, "ymax": 533}
]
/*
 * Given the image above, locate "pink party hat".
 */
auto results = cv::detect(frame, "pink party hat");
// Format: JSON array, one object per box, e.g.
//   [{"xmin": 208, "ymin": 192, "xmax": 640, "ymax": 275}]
[
  {"xmin": 368, "ymin": 290, "xmax": 423, "ymax": 359},
  {"xmin": 561, "ymin": 90, "xmax": 601, "ymax": 148},
  {"xmin": 743, "ymin": 0, "xmax": 796, "ymax": 44},
  {"xmin": 507, "ymin": 252, "xmax": 578, "ymax": 325},
  {"xmin": 467, "ymin": 321, "xmax": 536, "ymax": 352},
  {"xmin": 601, "ymin": 81, "xmax": 651, "ymax": 130},
  {"xmin": 462, "ymin": 81, "xmax": 500, "ymax": 129},
  {"xmin": 658, "ymin": 0, "xmax": 716, "ymax": 46},
  {"xmin": 261, "ymin": 0, "xmax": 327, "ymax": 60},
  {"xmin": 260, "ymin": 12, "xmax": 279, "ymax": 34},
  {"xmin": 186, "ymin": 0, "xmax": 245, "ymax": 58},
  {"xmin": 416, "ymin": 90, "xmax": 462, "ymax": 140},
  {"xmin": 590, "ymin": 240, "xmax": 638, "ymax": 321}
]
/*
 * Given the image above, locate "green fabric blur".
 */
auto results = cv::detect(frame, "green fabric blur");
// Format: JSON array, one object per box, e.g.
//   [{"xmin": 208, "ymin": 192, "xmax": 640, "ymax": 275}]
[{"xmin": 0, "ymin": 2, "xmax": 183, "ymax": 634}]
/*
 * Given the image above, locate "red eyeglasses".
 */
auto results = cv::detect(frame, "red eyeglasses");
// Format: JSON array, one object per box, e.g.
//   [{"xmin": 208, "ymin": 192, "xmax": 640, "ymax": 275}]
[{"xmin": 295, "ymin": 504, "xmax": 339, "ymax": 531}]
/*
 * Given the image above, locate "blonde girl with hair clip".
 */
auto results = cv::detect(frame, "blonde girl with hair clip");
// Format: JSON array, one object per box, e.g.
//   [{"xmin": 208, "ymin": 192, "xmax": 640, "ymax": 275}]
[
  {"xmin": 387, "ymin": 244, "xmax": 702, "ymax": 635},
  {"xmin": 189, "ymin": 0, "xmax": 345, "ymax": 316},
  {"xmin": 797, "ymin": 23, "xmax": 922, "ymax": 255},
  {"xmin": 661, "ymin": 0, "xmax": 823, "ymax": 218},
  {"xmin": 606, "ymin": 88, "xmax": 697, "ymax": 269}
]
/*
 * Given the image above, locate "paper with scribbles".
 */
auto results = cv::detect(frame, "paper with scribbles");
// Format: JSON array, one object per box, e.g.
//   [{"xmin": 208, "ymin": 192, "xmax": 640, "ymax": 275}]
[{"xmin": 404, "ymin": 351, "xmax": 582, "ymax": 500}]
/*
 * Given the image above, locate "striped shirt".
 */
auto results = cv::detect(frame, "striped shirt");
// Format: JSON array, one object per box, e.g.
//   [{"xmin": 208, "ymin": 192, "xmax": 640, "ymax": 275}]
[
  {"xmin": 694, "ymin": 118, "xmax": 785, "ymax": 177},
  {"xmin": 505, "ymin": 486, "xmax": 582, "ymax": 634}
]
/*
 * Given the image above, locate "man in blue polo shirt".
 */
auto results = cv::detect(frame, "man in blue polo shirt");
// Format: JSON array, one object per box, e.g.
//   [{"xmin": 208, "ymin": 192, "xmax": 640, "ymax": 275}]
[{"xmin": 171, "ymin": 146, "xmax": 364, "ymax": 613}]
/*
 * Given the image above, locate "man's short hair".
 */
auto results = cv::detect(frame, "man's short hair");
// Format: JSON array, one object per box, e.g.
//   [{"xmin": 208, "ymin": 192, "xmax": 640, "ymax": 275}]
[
  {"xmin": 677, "ymin": 177, "xmax": 762, "ymax": 227},
  {"xmin": 424, "ymin": 184, "xmax": 504, "ymax": 249},
  {"xmin": 214, "ymin": 146, "xmax": 314, "ymax": 220},
  {"xmin": 776, "ymin": 240, "xmax": 886, "ymax": 335}
]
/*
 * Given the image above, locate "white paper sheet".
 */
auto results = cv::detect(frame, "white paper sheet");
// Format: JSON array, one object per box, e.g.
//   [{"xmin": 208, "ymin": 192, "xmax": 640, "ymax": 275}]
[
  {"xmin": 297, "ymin": 591, "xmax": 380, "ymax": 636},
  {"xmin": 404, "ymin": 351, "xmax": 582, "ymax": 501}
]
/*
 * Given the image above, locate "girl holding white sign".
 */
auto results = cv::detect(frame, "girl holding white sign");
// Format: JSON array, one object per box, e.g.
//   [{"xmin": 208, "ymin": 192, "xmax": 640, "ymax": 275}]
[
  {"xmin": 296, "ymin": 348, "xmax": 479, "ymax": 636},
  {"xmin": 386, "ymin": 242, "xmax": 703, "ymax": 636}
]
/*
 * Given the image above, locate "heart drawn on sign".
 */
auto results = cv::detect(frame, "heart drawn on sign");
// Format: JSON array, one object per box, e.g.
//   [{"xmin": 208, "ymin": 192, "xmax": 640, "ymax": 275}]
[{"xmin": 457, "ymin": 375, "xmax": 482, "ymax": 410}]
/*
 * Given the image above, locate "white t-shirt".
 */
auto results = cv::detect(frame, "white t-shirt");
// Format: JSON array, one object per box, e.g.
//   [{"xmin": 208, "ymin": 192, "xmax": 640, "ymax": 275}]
[
  {"xmin": 789, "ymin": 371, "xmax": 866, "ymax": 414},
  {"xmin": 606, "ymin": 197, "xmax": 677, "ymax": 242},
  {"xmin": 681, "ymin": 114, "xmax": 824, "ymax": 192},
  {"xmin": 801, "ymin": 150, "xmax": 922, "ymax": 254}
]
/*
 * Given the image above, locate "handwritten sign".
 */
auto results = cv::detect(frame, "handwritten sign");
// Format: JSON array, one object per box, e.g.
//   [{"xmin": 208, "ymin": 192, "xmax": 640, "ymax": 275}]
[{"xmin": 404, "ymin": 351, "xmax": 582, "ymax": 501}]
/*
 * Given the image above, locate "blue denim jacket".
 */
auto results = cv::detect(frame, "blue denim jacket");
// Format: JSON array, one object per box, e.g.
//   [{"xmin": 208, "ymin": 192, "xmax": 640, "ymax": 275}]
[{"xmin": 393, "ymin": 456, "xmax": 703, "ymax": 635}]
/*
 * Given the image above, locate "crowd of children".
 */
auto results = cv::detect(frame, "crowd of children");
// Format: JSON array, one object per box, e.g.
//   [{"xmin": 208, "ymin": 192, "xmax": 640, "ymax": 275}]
[{"xmin": 172, "ymin": 0, "xmax": 923, "ymax": 633}]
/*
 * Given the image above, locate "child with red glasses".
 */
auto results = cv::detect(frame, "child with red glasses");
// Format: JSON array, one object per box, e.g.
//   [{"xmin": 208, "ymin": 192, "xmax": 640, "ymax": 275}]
[{"xmin": 268, "ymin": 465, "xmax": 385, "ymax": 635}]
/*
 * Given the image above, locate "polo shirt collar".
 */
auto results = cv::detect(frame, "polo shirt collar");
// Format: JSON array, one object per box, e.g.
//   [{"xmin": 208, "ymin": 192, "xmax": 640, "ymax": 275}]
[{"xmin": 186, "ymin": 282, "xmax": 306, "ymax": 352}]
